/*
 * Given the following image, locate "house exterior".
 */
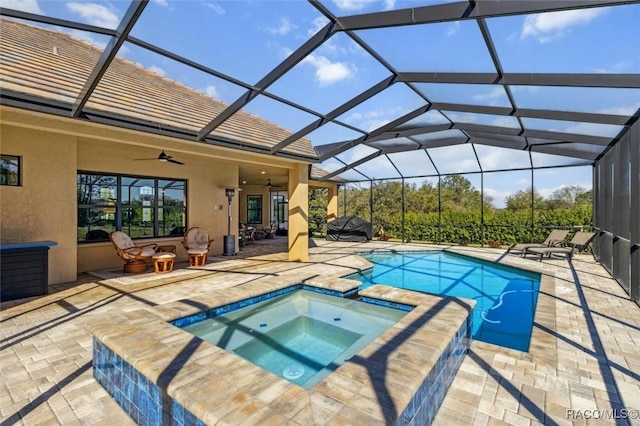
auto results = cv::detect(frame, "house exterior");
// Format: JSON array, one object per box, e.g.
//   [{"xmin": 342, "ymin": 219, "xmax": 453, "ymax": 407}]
[{"xmin": 1, "ymin": 19, "xmax": 338, "ymax": 285}]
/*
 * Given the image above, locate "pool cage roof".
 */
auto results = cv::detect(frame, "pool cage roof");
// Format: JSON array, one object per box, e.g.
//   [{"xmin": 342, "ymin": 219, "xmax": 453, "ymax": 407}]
[{"xmin": 1, "ymin": 0, "xmax": 639, "ymax": 183}]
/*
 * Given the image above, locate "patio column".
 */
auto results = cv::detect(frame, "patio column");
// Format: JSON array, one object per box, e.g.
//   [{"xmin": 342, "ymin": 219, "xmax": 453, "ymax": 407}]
[
  {"xmin": 288, "ymin": 164, "xmax": 309, "ymax": 262},
  {"xmin": 327, "ymin": 184, "xmax": 338, "ymax": 222}
]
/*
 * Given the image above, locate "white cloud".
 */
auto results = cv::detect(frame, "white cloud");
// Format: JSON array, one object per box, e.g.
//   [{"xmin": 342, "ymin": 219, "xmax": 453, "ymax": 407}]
[
  {"xmin": 472, "ymin": 87, "xmax": 505, "ymax": 105},
  {"xmin": 268, "ymin": 17, "xmax": 296, "ymax": 36},
  {"xmin": 332, "ymin": 0, "xmax": 376, "ymax": 12},
  {"xmin": 203, "ymin": 85, "xmax": 218, "ymax": 99},
  {"xmin": 66, "ymin": 2, "xmax": 120, "ymax": 29},
  {"xmin": 483, "ymin": 187, "xmax": 512, "ymax": 208},
  {"xmin": 491, "ymin": 116, "xmax": 520, "ymax": 128},
  {"xmin": 521, "ymin": 8, "xmax": 604, "ymax": 43},
  {"xmin": 0, "ymin": 0, "xmax": 42, "ymax": 14},
  {"xmin": 446, "ymin": 21, "xmax": 460, "ymax": 37},
  {"xmin": 345, "ymin": 106, "xmax": 406, "ymax": 132},
  {"xmin": 148, "ymin": 65, "xmax": 167, "ymax": 77},
  {"xmin": 383, "ymin": 0, "xmax": 395, "ymax": 10},
  {"xmin": 591, "ymin": 61, "xmax": 631, "ymax": 74},
  {"xmin": 597, "ymin": 102, "xmax": 640, "ymax": 116},
  {"xmin": 205, "ymin": 2, "xmax": 225, "ymax": 14},
  {"xmin": 152, "ymin": 0, "xmax": 168, "ymax": 6},
  {"xmin": 302, "ymin": 54, "xmax": 355, "ymax": 86},
  {"xmin": 308, "ymin": 16, "xmax": 329, "ymax": 36}
]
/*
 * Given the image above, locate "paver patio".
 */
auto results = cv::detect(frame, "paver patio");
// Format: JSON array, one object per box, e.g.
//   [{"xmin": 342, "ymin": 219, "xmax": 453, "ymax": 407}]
[{"xmin": 1, "ymin": 239, "xmax": 638, "ymax": 425}]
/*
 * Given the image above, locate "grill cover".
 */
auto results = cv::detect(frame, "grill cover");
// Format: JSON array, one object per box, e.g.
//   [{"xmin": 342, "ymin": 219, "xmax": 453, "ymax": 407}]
[{"xmin": 326, "ymin": 216, "xmax": 372, "ymax": 242}]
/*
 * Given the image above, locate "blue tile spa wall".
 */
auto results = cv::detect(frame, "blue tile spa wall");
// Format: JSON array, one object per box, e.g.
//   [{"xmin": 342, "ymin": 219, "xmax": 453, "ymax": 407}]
[
  {"xmin": 395, "ymin": 315, "xmax": 473, "ymax": 426},
  {"xmin": 93, "ymin": 339, "xmax": 205, "ymax": 426},
  {"xmin": 171, "ymin": 283, "xmax": 360, "ymax": 329}
]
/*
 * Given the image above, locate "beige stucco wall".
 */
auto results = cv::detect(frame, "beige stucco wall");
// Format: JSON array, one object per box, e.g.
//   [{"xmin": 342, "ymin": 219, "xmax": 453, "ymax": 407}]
[
  {"xmin": 75, "ymin": 138, "xmax": 240, "ymax": 272},
  {"xmin": 238, "ymin": 185, "xmax": 276, "ymax": 230},
  {"xmin": 0, "ymin": 125, "xmax": 78, "ymax": 284},
  {"xmin": 1, "ymin": 106, "xmax": 311, "ymax": 285}
]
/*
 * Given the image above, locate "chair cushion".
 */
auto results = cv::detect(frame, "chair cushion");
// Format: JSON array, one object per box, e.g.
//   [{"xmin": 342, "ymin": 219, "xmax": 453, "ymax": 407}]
[
  {"xmin": 185, "ymin": 228, "xmax": 211, "ymax": 250},
  {"xmin": 153, "ymin": 252, "xmax": 176, "ymax": 260},
  {"xmin": 187, "ymin": 248, "xmax": 208, "ymax": 255},
  {"xmin": 111, "ymin": 231, "xmax": 135, "ymax": 249},
  {"xmin": 124, "ymin": 247, "xmax": 156, "ymax": 257}
]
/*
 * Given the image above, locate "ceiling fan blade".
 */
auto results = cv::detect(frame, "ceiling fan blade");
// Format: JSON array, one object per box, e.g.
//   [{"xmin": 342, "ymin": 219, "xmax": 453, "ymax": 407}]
[
  {"xmin": 133, "ymin": 158, "xmax": 157, "ymax": 161},
  {"xmin": 167, "ymin": 158, "xmax": 184, "ymax": 165}
]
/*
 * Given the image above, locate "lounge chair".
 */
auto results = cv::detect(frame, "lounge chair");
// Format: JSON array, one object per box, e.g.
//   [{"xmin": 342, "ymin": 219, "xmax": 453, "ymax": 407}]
[
  {"xmin": 524, "ymin": 232, "xmax": 596, "ymax": 261},
  {"xmin": 182, "ymin": 227, "xmax": 214, "ymax": 266},
  {"xmin": 109, "ymin": 231, "xmax": 158, "ymax": 273},
  {"xmin": 506, "ymin": 229, "xmax": 569, "ymax": 256}
]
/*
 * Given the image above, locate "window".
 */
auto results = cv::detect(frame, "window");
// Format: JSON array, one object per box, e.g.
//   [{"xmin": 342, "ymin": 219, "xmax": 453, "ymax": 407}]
[
  {"xmin": 77, "ymin": 172, "xmax": 186, "ymax": 242},
  {"xmin": 0, "ymin": 154, "xmax": 21, "ymax": 186},
  {"xmin": 271, "ymin": 193, "xmax": 288, "ymax": 229},
  {"xmin": 247, "ymin": 195, "xmax": 262, "ymax": 224}
]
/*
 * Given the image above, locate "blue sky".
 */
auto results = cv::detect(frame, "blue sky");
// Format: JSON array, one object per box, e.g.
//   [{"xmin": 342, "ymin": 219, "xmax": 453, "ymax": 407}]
[{"xmin": 3, "ymin": 0, "xmax": 639, "ymax": 207}]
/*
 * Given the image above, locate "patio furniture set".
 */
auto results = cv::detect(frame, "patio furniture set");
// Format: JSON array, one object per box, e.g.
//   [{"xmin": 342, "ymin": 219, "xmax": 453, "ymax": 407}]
[{"xmin": 109, "ymin": 227, "xmax": 214, "ymax": 274}]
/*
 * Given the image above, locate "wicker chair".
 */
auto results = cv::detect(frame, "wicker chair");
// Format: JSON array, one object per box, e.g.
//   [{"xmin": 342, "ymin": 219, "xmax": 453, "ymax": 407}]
[
  {"xmin": 182, "ymin": 227, "xmax": 214, "ymax": 266},
  {"xmin": 109, "ymin": 231, "xmax": 158, "ymax": 273}
]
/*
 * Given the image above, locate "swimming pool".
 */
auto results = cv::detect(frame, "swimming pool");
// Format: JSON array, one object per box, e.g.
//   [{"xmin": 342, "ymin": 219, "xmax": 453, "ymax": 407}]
[
  {"xmin": 349, "ymin": 251, "xmax": 541, "ymax": 352},
  {"xmin": 181, "ymin": 289, "xmax": 408, "ymax": 388}
]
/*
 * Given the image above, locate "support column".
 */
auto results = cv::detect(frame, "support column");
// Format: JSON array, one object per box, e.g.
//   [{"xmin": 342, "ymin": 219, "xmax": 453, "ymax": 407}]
[
  {"xmin": 327, "ymin": 184, "xmax": 338, "ymax": 223},
  {"xmin": 288, "ymin": 164, "xmax": 309, "ymax": 262}
]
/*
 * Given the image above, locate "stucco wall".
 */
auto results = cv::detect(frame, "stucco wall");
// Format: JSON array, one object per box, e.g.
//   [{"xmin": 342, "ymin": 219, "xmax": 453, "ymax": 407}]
[
  {"xmin": 76, "ymin": 138, "xmax": 239, "ymax": 273},
  {"xmin": 0, "ymin": 125, "xmax": 78, "ymax": 284}
]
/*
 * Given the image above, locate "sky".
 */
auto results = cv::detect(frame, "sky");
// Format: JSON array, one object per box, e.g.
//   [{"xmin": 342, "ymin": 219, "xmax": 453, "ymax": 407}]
[{"xmin": 2, "ymin": 0, "xmax": 639, "ymax": 207}]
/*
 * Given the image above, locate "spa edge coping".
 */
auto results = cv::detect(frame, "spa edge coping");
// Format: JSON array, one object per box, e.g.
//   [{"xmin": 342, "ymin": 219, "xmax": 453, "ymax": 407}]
[{"xmin": 86, "ymin": 275, "xmax": 476, "ymax": 425}]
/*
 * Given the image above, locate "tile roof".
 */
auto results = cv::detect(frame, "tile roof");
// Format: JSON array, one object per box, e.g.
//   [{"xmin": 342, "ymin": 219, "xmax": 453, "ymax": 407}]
[{"xmin": 0, "ymin": 18, "xmax": 318, "ymax": 159}]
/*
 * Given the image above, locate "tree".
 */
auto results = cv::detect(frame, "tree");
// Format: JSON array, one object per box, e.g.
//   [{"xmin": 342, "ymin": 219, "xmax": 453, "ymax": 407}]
[{"xmin": 505, "ymin": 187, "xmax": 544, "ymax": 211}]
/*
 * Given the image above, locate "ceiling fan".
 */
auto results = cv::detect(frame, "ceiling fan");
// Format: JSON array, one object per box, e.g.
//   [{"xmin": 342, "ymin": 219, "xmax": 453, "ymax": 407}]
[
  {"xmin": 266, "ymin": 179, "xmax": 283, "ymax": 188},
  {"xmin": 134, "ymin": 150, "xmax": 184, "ymax": 165}
]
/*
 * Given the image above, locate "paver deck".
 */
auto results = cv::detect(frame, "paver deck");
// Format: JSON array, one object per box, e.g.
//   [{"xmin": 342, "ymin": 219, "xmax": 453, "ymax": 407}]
[{"xmin": 1, "ymin": 238, "xmax": 639, "ymax": 425}]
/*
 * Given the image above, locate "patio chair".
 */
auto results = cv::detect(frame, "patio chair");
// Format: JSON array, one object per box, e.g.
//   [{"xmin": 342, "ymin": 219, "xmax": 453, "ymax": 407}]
[
  {"xmin": 182, "ymin": 227, "xmax": 214, "ymax": 266},
  {"xmin": 109, "ymin": 231, "xmax": 158, "ymax": 273},
  {"xmin": 506, "ymin": 229, "xmax": 569, "ymax": 256},
  {"xmin": 263, "ymin": 221, "xmax": 278, "ymax": 239},
  {"xmin": 524, "ymin": 232, "xmax": 596, "ymax": 261}
]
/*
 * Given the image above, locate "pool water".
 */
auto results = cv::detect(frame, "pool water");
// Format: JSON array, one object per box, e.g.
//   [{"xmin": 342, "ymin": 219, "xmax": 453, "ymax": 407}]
[
  {"xmin": 181, "ymin": 290, "xmax": 407, "ymax": 388},
  {"xmin": 349, "ymin": 251, "xmax": 541, "ymax": 352}
]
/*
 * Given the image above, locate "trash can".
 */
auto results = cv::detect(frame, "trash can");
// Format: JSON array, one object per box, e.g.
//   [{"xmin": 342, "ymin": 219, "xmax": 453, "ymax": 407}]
[{"xmin": 223, "ymin": 235, "xmax": 236, "ymax": 256}]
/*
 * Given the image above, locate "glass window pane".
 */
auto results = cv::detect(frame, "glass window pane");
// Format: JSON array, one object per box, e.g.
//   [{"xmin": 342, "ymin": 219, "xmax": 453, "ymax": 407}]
[
  {"xmin": 1, "ymin": 155, "xmax": 21, "ymax": 186},
  {"xmin": 159, "ymin": 180, "xmax": 185, "ymax": 207},
  {"xmin": 123, "ymin": 207, "xmax": 154, "ymax": 238},
  {"xmin": 121, "ymin": 178, "xmax": 154, "ymax": 205},
  {"xmin": 77, "ymin": 175, "xmax": 117, "ymax": 205},
  {"xmin": 78, "ymin": 207, "xmax": 116, "ymax": 241},
  {"xmin": 158, "ymin": 208, "xmax": 186, "ymax": 237}
]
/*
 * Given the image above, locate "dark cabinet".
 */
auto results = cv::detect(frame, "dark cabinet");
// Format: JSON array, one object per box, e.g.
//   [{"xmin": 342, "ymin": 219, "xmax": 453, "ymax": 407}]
[{"xmin": 1, "ymin": 241, "xmax": 57, "ymax": 301}]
